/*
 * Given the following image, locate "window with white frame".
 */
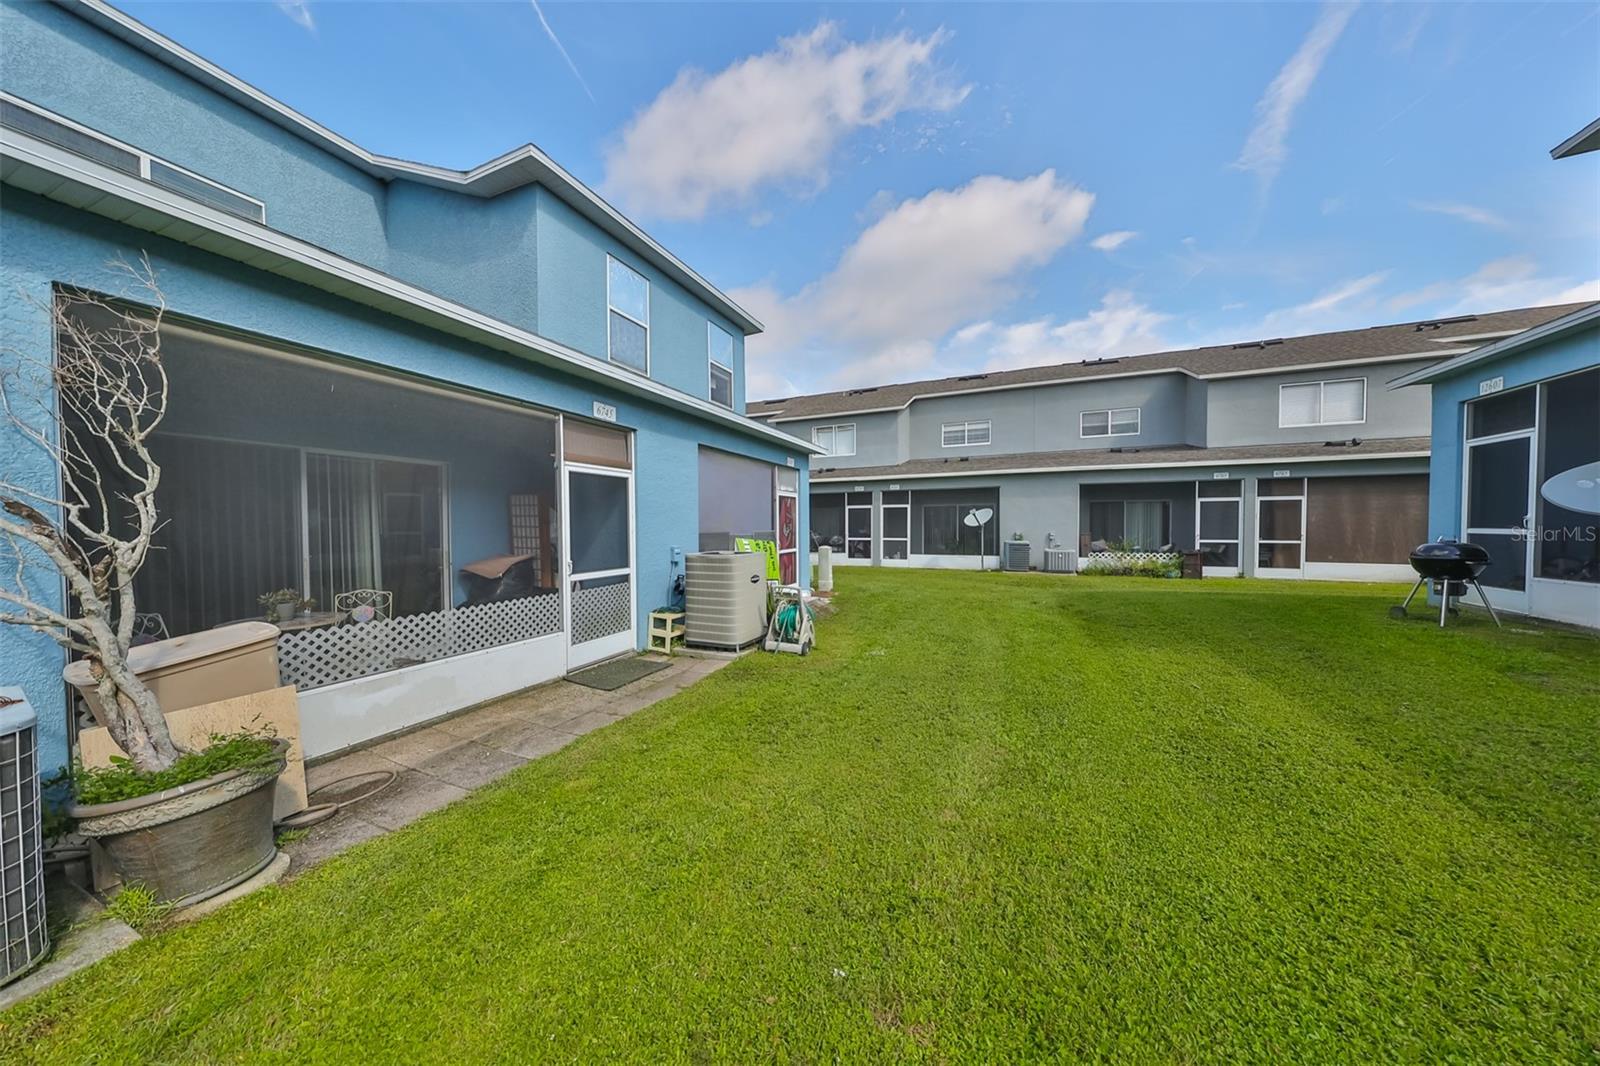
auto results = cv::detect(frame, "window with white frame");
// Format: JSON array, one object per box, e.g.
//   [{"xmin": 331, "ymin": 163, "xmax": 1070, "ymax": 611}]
[
  {"xmin": 1279, "ymin": 378, "xmax": 1365, "ymax": 427},
  {"xmin": 606, "ymin": 256, "xmax": 649, "ymax": 374},
  {"xmin": 812, "ymin": 424, "xmax": 856, "ymax": 457},
  {"xmin": 1080, "ymin": 407, "xmax": 1140, "ymax": 438},
  {"xmin": 708, "ymin": 323, "xmax": 734, "ymax": 408},
  {"xmin": 941, "ymin": 420, "xmax": 991, "ymax": 447}
]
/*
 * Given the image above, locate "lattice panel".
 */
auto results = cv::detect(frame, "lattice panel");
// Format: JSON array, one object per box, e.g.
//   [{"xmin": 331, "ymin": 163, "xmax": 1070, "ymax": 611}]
[
  {"xmin": 572, "ymin": 579, "xmax": 631, "ymax": 645},
  {"xmin": 278, "ymin": 593, "xmax": 562, "ymax": 691},
  {"xmin": 1081, "ymin": 551, "xmax": 1182, "ymax": 571}
]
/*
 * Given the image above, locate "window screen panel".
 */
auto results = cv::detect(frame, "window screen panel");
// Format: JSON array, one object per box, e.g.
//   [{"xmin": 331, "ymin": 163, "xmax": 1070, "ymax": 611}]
[
  {"xmin": 0, "ymin": 99, "xmax": 141, "ymax": 175},
  {"xmin": 941, "ymin": 424, "xmax": 964, "ymax": 446},
  {"xmin": 1279, "ymin": 383, "xmax": 1320, "ymax": 426},
  {"xmin": 1305, "ymin": 475, "xmax": 1426, "ymax": 564},
  {"xmin": 608, "ymin": 312, "xmax": 648, "ymax": 372},
  {"xmin": 566, "ymin": 420, "xmax": 631, "ymax": 468},
  {"xmin": 883, "ymin": 508, "xmax": 908, "ymax": 539},
  {"xmin": 607, "ymin": 258, "xmax": 649, "ymax": 322},
  {"xmin": 1081, "ymin": 411, "xmax": 1110, "ymax": 436},
  {"xmin": 1198, "ymin": 500, "xmax": 1240, "ymax": 540},
  {"xmin": 1466, "ymin": 437, "xmax": 1530, "ymax": 529},
  {"xmin": 709, "ymin": 362, "xmax": 733, "ymax": 407},
  {"xmin": 965, "ymin": 421, "xmax": 991, "ymax": 445},
  {"xmin": 1536, "ymin": 368, "xmax": 1599, "ymax": 583},
  {"xmin": 1467, "ymin": 386, "xmax": 1537, "ymax": 439},
  {"xmin": 148, "ymin": 160, "xmax": 263, "ymax": 222},
  {"xmin": 1109, "ymin": 408, "xmax": 1139, "ymax": 435},
  {"xmin": 1321, "ymin": 380, "xmax": 1365, "ymax": 423},
  {"xmin": 697, "ymin": 447, "xmax": 774, "ymax": 549},
  {"xmin": 834, "ymin": 425, "xmax": 856, "ymax": 456}
]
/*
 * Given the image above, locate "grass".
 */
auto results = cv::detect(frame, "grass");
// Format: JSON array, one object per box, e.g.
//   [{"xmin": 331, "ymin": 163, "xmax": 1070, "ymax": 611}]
[{"xmin": 4, "ymin": 571, "xmax": 1597, "ymax": 1061}]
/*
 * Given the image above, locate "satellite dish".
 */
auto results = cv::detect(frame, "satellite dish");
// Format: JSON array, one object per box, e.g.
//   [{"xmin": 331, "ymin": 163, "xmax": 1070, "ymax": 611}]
[{"xmin": 963, "ymin": 507, "xmax": 994, "ymax": 527}]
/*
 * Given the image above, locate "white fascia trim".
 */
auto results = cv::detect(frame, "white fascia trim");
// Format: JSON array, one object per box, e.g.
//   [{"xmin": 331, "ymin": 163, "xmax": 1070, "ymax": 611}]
[
  {"xmin": 1198, "ymin": 350, "xmax": 1463, "ymax": 380},
  {"xmin": 0, "ymin": 128, "xmax": 819, "ymax": 456},
  {"xmin": 1387, "ymin": 303, "xmax": 1600, "ymax": 389},
  {"xmin": 811, "ymin": 450, "xmax": 1430, "ymax": 482},
  {"xmin": 54, "ymin": 0, "xmax": 762, "ymax": 335}
]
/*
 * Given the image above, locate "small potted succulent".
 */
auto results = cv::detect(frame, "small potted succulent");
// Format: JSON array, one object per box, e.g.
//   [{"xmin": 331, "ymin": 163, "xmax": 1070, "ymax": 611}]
[{"xmin": 258, "ymin": 587, "xmax": 311, "ymax": 623}]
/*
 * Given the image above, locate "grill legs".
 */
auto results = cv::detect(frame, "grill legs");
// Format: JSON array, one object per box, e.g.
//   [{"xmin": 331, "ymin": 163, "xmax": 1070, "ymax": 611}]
[
  {"xmin": 1438, "ymin": 580, "xmax": 1452, "ymax": 628},
  {"xmin": 1469, "ymin": 579, "xmax": 1503, "ymax": 628}
]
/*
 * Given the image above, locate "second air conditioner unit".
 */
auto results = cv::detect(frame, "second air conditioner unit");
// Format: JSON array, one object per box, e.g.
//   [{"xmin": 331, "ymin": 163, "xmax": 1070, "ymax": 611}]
[{"xmin": 684, "ymin": 551, "xmax": 769, "ymax": 650}]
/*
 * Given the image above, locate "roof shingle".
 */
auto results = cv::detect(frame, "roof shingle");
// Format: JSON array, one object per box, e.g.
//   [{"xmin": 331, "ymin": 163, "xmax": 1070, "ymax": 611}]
[{"xmin": 753, "ymin": 304, "xmax": 1591, "ymax": 421}]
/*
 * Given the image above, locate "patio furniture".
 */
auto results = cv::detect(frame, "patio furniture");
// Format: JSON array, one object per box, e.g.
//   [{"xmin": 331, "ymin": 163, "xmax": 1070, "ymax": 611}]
[
  {"xmin": 275, "ymin": 610, "xmax": 347, "ymax": 633},
  {"xmin": 335, "ymin": 588, "xmax": 393, "ymax": 623},
  {"xmin": 648, "ymin": 610, "xmax": 685, "ymax": 656},
  {"xmin": 131, "ymin": 612, "xmax": 169, "ymax": 645}
]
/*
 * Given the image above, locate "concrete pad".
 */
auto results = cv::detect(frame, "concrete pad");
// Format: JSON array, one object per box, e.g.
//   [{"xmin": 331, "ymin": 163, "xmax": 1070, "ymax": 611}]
[
  {"xmin": 410, "ymin": 740, "xmax": 526, "ymax": 791},
  {"xmin": 555, "ymin": 709, "xmax": 618, "ymax": 737},
  {"xmin": 358, "ymin": 770, "xmax": 470, "ymax": 831},
  {"xmin": 173, "ymin": 850, "xmax": 291, "ymax": 923},
  {"xmin": 283, "ymin": 813, "xmax": 387, "ymax": 872},
  {"xmin": 431, "ymin": 704, "xmax": 529, "ymax": 741},
  {"xmin": 366, "ymin": 725, "xmax": 468, "ymax": 770},
  {"xmin": 486, "ymin": 723, "xmax": 577, "ymax": 760},
  {"xmin": 306, "ymin": 748, "xmax": 402, "ymax": 794},
  {"xmin": 0, "ymin": 880, "xmax": 138, "ymax": 1011}
]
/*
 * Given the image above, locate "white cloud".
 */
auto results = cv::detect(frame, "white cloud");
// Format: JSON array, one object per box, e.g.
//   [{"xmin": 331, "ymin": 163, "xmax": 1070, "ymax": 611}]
[
  {"xmin": 1411, "ymin": 200, "xmax": 1511, "ymax": 230},
  {"xmin": 1234, "ymin": 3, "xmax": 1358, "ymax": 189},
  {"xmin": 1290, "ymin": 271, "xmax": 1389, "ymax": 315},
  {"xmin": 604, "ymin": 22, "xmax": 969, "ymax": 220},
  {"xmin": 1390, "ymin": 256, "xmax": 1600, "ymax": 315},
  {"xmin": 1089, "ymin": 230, "xmax": 1138, "ymax": 252},
  {"xmin": 529, "ymin": 0, "xmax": 594, "ymax": 102},
  {"xmin": 276, "ymin": 0, "xmax": 315, "ymax": 31},
  {"xmin": 956, "ymin": 292, "xmax": 1172, "ymax": 372},
  {"xmin": 736, "ymin": 171, "xmax": 1093, "ymax": 391}
]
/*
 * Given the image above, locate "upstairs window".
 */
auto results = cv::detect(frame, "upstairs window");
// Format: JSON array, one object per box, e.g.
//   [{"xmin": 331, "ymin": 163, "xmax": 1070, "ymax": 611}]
[
  {"xmin": 1080, "ymin": 407, "xmax": 1140, "ymax": 437},
  {"xmin": 941, "ymin": 420, "xmax": 991, "ymax": 447},
  {"xmin": 812, "ymin": 424, "xmax": 856, "ymax": 457},
  {"xmin": 1279, "ymin": 378, "xmax": 1365, "ymax": 427},
  {"xmin": 607, "ymin": 256, "xmax": 650, "ymax": 374},
  {"xmin": 708, "ymin": 323, "xmax": 735, "ymax": 408}
]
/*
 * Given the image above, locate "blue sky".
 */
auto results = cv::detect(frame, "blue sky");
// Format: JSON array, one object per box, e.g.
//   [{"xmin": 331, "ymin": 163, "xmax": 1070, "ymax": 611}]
[{"xmin": 120, "ymin": 1, "xmax": 1600, "ymax": 398}]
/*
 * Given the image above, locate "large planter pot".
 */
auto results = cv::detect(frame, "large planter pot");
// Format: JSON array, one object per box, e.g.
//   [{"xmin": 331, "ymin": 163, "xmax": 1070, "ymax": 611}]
[{"xmin": 69, "ymin": 739, "xmax": 288, "ymax": 907}]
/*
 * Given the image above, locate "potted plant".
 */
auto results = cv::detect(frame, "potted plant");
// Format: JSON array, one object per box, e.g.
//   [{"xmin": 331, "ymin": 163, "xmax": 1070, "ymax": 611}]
[
  {"xmin": 0, "ymin": 260, "xmax": 288, "ymax": 905},
  {"xmin": 258, "ymin": 588, "xmax": 311, "ymax": 623}
]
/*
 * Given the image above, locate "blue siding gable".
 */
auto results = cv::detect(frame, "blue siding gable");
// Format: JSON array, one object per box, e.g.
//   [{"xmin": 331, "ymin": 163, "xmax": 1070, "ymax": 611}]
[{"xmin": 0, "ymin": 0, "xmax": 749, "ymax": 410}]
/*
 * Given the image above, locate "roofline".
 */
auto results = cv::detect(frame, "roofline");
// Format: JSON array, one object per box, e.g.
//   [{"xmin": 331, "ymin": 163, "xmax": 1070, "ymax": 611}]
[
  {"xmin": 1551, "ymin": 116, "xmax": 1600, "ymax": 159},
  {"xmin": 1387, "ymin": 303, "xmax": 1600, "ymax": 389},
  {"xmin": 812, "ymin": 448, "xmax": 1430, "ymax": 482},
  {"xmin": 53, "ymin": 0, "xmax": 763, "ymax": 335},
  {"xmin": 756, "ymin": 349, "xmax": 1464, "ymax": 423},
  {"xmin": 0, "ymin": 126, "xmax": 818, "ymax": 455}
]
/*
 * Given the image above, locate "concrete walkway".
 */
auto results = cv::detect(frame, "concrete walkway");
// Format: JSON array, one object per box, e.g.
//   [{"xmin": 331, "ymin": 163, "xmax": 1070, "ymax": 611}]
[{"xmin": 284, "ymin": 654, "xmax": 729, "ymax": 871}]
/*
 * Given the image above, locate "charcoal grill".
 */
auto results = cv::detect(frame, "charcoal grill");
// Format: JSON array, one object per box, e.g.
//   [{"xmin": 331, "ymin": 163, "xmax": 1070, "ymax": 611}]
[{"xmin": 1390, "ymin": 538, "xmax": 1501, "ymax": 628}]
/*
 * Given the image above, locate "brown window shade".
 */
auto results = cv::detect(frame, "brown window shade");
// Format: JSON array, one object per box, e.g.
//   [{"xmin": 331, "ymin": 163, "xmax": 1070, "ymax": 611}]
[
  {"xmin": 1306, "ymin": 475, "xmax": 1428, "ymax": 563},
  {"xmin": 564, "ymin": 420, "xmax": 631, "ymax": 468}
]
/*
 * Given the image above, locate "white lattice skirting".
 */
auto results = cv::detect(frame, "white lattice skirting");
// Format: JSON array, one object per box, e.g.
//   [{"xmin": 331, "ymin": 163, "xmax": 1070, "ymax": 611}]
[
  {"xmin": 278, "ymin": 593, "xmax": 562, "ymax": 691},
  {"xmin": 572, "ymin": 578, "xmax": 631, "ymax": 645},
  {"xmin": 1080, "ymin": 551, "xmax": 1182, "ymax": 572}
]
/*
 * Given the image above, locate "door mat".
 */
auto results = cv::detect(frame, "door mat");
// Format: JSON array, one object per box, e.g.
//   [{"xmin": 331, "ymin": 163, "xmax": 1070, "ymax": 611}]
[{"xmin": 568, "ymin": 656, "xmax": 670, "ymax": 692}]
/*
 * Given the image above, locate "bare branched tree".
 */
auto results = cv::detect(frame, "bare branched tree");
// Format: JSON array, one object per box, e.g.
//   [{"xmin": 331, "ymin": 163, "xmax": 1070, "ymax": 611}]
[{"xmin": 1, "ymin": 255, "xmax": 184, "ymax": 772}]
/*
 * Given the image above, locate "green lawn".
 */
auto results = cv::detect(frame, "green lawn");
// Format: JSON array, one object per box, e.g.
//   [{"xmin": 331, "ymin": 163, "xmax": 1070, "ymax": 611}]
[{"xmin": 6, "ymin": 571, "xmax": 1598, "ymax": 1062}]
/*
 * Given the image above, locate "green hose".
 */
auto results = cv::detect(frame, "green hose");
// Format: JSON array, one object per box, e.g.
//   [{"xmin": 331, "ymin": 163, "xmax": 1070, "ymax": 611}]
[{"xmin": 772, "ymin": 600, "xmax": 813, "ymax": 645}]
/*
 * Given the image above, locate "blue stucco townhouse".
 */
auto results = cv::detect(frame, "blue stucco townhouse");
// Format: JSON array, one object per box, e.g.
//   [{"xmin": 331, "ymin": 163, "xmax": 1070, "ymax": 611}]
[
  {"xmin": 1387, "ymin": 118, "xmax": 1599, "ymax": 630},
  {"xmin": 0, "ymin": 0, "xmax": 815, "ymax": 770}
]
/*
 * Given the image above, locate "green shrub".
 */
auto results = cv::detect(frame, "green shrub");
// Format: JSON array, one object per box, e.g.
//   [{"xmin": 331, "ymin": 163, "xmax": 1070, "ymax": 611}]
[
  {"xmin": 1082, "ymin": 556, "xmax": 1180, "ymax": 578},
  {"xmin": 72, "ymin": 730, "xmax": 280, "ymax": 806}
]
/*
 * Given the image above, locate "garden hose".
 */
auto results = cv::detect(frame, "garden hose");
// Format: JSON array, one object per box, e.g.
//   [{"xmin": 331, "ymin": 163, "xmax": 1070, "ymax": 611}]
[
  {"xmin": 274, "ymin": 768, "xmax": 399, "ymax": 831},
  {"xmin": 771, "ymin": 599, "xmax": 813, "ymax": 645}
]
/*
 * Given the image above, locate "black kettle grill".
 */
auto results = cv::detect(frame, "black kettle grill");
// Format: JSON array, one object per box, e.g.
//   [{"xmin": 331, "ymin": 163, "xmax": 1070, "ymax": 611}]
[{"xmin": 1390, "ymin": 538, "xmax": 1501, "ymax": 628}]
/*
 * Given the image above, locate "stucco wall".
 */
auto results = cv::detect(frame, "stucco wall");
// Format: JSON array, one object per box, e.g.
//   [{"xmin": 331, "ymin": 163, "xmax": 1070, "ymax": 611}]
[
  {"xmin": 781, "ymin": 410, "xmax": 903, "ymax": 469},
  {"xmin": 1205, "ymin": 359, "xmax": 1436, "ymax": 447},
  {"xmin": 812, "ymin": 454, "xmax": 1428, "ymax": 572},
  {"xmin": 0, "ymin": 190, "xmax": 804, "ymax": 771},
  {"xmin": 533, "ymin": 189, "xmax": 746, "ymax": 412},
  {"xmin": 1424, "ymin": 325, "xmax": 1600, "ymax": 541},
  {"xmin": 1, "ymin": 0, "xmax": 750, "ymax": 416}
]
